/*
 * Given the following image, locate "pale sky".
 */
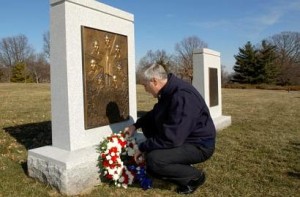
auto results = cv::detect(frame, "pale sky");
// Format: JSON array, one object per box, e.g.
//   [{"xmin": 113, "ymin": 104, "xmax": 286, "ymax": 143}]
[{"xmin": 1, "ymin": 0, "xmax": 300, "ymax": 72}]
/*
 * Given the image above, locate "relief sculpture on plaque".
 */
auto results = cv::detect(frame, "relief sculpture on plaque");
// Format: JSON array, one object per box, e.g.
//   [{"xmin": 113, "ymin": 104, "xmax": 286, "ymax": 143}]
[{"xmin": 81, "ymin": 26, "xmax": 129, "ymax": 129}]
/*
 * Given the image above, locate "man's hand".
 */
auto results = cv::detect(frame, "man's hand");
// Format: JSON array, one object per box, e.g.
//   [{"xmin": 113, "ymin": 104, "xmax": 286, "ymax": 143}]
[
  {"xmin": 134, "ymin": 149, "xmax": 145, "ymax": 164},
  {"xmin": 123, "ymin": 125, "xmax": 136, "ymax": 137}
]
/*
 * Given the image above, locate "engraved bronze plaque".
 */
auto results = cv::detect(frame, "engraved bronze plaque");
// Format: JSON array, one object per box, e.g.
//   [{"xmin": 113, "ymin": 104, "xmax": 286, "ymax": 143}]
[
  {"xmin": 209, "ymin": 68, "xmax": 218, "ymax": 107},
  {"xmin": 81, "ymin": 26, "xmax": 129, "ymax": 129}
]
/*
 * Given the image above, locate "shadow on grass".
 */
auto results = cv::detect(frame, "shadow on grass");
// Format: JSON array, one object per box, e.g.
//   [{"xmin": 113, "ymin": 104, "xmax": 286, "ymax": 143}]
[
  {"xmin": 286, "ymin": 141, "xmax": 300, "ymax": 180},
  {"xmin": 21, "ymin": 161, "xmax": 29, "ymax": 176},
  {"xmin": 287, "ymin": 171, "xmax": 300, "ymax": 179},
  {"xmin": 4, "ymin": 121, "xmax": 52, "ymax": 150}
]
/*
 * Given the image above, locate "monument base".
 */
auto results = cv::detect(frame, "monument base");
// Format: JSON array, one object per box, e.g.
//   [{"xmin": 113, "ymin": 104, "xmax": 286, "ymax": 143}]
[
  {"xmin": 27, "ymin": 145, "xmax": 100, "ymax": 195},
  {"xmin": 213, "ymin": 115, "xmax": 232, "ymax": 131}
]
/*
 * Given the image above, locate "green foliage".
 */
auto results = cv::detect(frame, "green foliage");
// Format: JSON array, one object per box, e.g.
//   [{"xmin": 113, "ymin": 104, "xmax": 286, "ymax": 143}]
[
  {"xmin": 233, "ymin": 41, "xmax": 262, "ymax": 84},
  {"xmin": 232, "ymin": 32, "xmax": 300, "ymax": 86},
  {"xmin": 97, "ymin": 137, "xmax": 109, "ymax": 180},
  {"xmin": 258, "ymin": 40, "xmax": 279, "ymax": 84},
  {"xmin": 10, "ymin": 62, "xmax": 34, "ymax": 83},
  {"xmin": 233, "ymin": 41, "xmax": 280, "ymax": 84}
]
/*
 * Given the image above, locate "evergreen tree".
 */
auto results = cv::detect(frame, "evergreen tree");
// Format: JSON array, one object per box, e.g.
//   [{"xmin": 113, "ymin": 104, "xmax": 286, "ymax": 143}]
[
  {"xmin": 258, "ymin": 40, "xmax": 278, "ymax": 84},
  {"xmin": 10, "ymin": 61, "xmax": 33, "ymax": 83},
  {"xmin": 232, "ymin": 41, "xmax": 263, "ymax": 84}
]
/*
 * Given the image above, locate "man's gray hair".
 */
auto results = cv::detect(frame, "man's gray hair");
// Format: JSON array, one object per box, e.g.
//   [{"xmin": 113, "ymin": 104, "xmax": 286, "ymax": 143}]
[{"xmin": 143, "ymin": 63, "xmax": 168, "ymax": 81}]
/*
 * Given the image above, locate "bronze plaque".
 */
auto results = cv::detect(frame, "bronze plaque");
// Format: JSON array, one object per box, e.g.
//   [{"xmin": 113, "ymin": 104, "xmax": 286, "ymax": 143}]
[
  {"xmin": 81, "ymin": 26, "xmax": 129, "ymax": 129},
  {"xmin": 209, "ymin": 68, "xmax": 218, "ymax": 107}
]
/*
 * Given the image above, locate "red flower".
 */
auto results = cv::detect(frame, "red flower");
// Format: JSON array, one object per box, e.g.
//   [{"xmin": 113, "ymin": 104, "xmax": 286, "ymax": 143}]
[
  {"xmin": 109, "ymin": 147, "xmax": 118, "ymax": 154},
  {"xmin": 106, "ymin": 174, "xmax": 113, "ymax": 179},
  {"xmin": 111, "ymin": 155, "xmax": 118, "ymax": 162},
  {"xmin": 118, "ymin": 139, "xmax": 127, "ymax": 147},
  {"xmin": 122, "ymin": 170, "xmax": 129, "ymax": 184},
  {"xmin": 103, "ymin": 160, "xmax": 109, "ymax": 167},
  {"xmin": 110, "ymin": 163, "xmax": 115, "ymax": 168}
]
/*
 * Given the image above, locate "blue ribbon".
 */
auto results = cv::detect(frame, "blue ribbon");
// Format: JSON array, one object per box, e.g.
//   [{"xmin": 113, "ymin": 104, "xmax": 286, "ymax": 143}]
[{"xmin": 126, "ymin": 164, "xmax": 152, "ymax": 190}]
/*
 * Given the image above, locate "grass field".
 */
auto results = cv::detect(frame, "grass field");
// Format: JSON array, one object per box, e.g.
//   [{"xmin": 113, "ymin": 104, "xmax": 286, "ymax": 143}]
[{"xmin": 0, "ymin": 83, "xmax": 299, "ymax": 197}]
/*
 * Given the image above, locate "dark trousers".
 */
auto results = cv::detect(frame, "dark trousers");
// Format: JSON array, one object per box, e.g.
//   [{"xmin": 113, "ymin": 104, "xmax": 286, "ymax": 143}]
[{"xmin": 145, "ymin": 143, "xmax": 214, "ymax": 186}]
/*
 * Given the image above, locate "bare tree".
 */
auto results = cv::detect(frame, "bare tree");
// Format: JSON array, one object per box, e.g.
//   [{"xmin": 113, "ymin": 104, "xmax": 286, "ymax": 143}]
[
  {"xmin": 267, "ymin": 31, "xmax": 300, "ymax": 85},
  {"xmin": 221, "ymin": 65, "xmax": 232, "ymax": 86},
  {"xmin": 0, "ymin": 39, "xmax": 13, "ymax": 81},
  {"xmin": 43, "ymin": 31, "xmax": 50, "ymax": 61},
  {"xmin": 0, "ymin": 34, "xmax": 34, "ymax": 82},
  {"xmin": 0, "ymin": 65, "xmax": 7, "ymax": 82},
  {"xmin": 174, "ymin": 36, "xmax": 208, "ymax": 83},
  {"xmin": 137, "ymin": 49, "xmax": 176, "ymax": 83},
  {"xmin": 27, "ymin": 53, "xmax": 50, "ymax": 83}
]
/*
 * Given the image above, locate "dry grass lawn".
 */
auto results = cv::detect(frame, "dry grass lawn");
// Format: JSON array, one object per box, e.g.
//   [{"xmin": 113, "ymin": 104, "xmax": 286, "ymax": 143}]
[{"xmin": 0, "ymin": 83, "xmax": 299, "ymax": 196}]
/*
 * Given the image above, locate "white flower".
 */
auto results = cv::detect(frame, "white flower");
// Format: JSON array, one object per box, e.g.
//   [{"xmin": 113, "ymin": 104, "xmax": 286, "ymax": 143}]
[
  {"xmin": 112, "ymin": 138, "xmax": 119, "ymax": 144},
  {"xmin": 127, "ymin": 148, "xmax": 135, "ymax": 156},
  {"xmin": 106, "ymin": 155, "xmax": 112, "ymax": 160},
  {"xmin": 116, "ymin": 166, "xmax": 123, "ymax": 175},
  {"xmin": 118, "ymin": 176, "xmax": 124, "ymax": 183},
  {"xmin": 107, "ymin": 168, "xmax": 115, "ymax": 176},
  {"xmin": 113, "ymin": 173, "xmax": 120, "ymax": 180},
  {"xmin": 117, "ymin": 158, "xmax": 123, "ymax": 165},
  {"xmin": 106, "ymin": 140, "xmax": 122, "ymax": 151}
]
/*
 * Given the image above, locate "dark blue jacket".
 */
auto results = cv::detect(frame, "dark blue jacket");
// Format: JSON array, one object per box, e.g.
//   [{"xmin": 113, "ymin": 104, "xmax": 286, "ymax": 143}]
[{"xmin": 135, "ymin": 74, "xmax": 216, "ymax": 152}]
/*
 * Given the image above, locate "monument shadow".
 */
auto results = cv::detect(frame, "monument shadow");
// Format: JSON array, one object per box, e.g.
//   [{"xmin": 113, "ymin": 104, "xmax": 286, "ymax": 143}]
[
  {"xmin": 4, "ymin": 121, "xmax": 52, "ymax": 176},
  {"xmin": 106, "ymin": 101, "xmax": 135, "ymax": 133},
  {"xmin": 4, "ymin": 121, "xmax": 52, "ymax": 150}
]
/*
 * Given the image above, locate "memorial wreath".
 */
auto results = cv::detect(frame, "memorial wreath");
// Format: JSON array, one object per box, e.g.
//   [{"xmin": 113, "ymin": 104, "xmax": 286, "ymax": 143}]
[{"xmin": 97, "ymin": 131, "xmax": 152, "ymax": 189}]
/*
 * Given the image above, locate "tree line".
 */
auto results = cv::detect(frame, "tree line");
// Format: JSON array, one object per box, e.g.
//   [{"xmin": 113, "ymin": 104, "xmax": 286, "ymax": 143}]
[
  {"xmin": 137, "ymin": 31, "xmax": 300, "ymax": 86},
  {"xmin": 232, "ymin": 32, "xmax": 300, "ymax": 85},
  {"xmin": 136, "ymin": 36, "xmax": 208, "ymax": 84},
  {"xmin": 0, "ymin": 32, "xmax": 50, "ymax": 83},
  {"xmin": 1, "ymin": 31, "xmax": 299, "ymax": 85}
]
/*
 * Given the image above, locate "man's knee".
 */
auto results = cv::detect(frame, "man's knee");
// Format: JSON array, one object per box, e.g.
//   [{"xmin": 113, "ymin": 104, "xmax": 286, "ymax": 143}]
[{"xmin": 146, "ymin": 151, "xmax": 166, "ymax": 173}]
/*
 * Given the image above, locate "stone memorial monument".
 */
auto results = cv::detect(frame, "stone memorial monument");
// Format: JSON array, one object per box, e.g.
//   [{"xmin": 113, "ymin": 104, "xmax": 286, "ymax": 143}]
[
  {"xmin": 192, "ymin": 48, "xmax": 231, "ymax": 130},
  {"xmin": 27, "ymin": 0, "xmax": 136, "ymax": 195}
]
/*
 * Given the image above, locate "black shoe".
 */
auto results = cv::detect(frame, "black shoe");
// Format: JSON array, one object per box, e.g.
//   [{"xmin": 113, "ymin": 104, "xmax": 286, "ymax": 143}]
[{"xmin": 176, "ymin": 172, "xmax": 206, "ymax": 195}]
